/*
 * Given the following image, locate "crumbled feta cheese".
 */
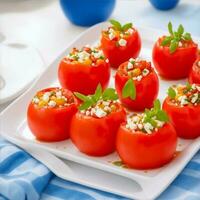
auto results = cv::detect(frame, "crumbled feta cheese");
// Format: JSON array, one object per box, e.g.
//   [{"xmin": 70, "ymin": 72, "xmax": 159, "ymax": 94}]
[
  {"xmin": 178, "ymin": 42, "xmax": 183, "ymax": 47},
  {"xmin": 126, "ymin": 28, "xmax": 134, "ymax": 34},
  {"xmin": 136, "ymin": 75, "xmax": 142, "ymax": 81},
  {"xmin": 129, "ymin": 122, "xmax": 137, "ymax": 130},
  {"xmin": 78, "ymin": 51, "xmax": 90, "ymax": 61},
  {"xmin": 95, "ymin": 109, "xmax": 107, "ymax": 118},
  {"xmin": 92, "ymin": 50, "xmax": 103, "ymax": 59},
  {"xmin": 129, "ymin": 58, "xmax": 135, "ymax": 63},
  {"xmin": 42, "ymin": 93, "xmax": 50, "ymax": 102},
  {"xmin": 85, "ymin": 110, "xmax": 90, "ymax": 116},
  {"xmin": 56, "ymin": 91, "xmax": 62, "ymax": 98},
  {"xmin": 48, "ymin": 100, "xmax": 56, "ymax": 107},
  {"xmin": 105, "ymin": 58, "xmax": 109, "ymax": 63},
  {"xmin": 109, "ymin": 32, "xmax": 115, "ymax": 40},
  {"xmin": 137, "ymin": 124, "xmax": 143, "ymax": 130},
  {"xmin": 142, "ymin": 69, "xmax": 149, "ymax": 76},
  {"xmin": 102, "ymin": 101, "xmax": 110, "ymax": 106},
  {"xmin": 118, "ymin": 39, "xmax": 127, "ymax": 47},
  {"xmin": 178, "ymin": 95, "xmax": 188, "ymax": 106},
  {"xmin": 196, "ymin": 86, "xmax": 200, "ymax": 92},
  {"xmin": 191, "ymin": 93, "xmax": 198, "ymax": 103},
  {"xmin": 198, "ymin": 61, "xmax": 200, "ymax": 67},
  {"xmin": 32, "ymin": 97, "xmax": 39, "ymax": 104},
  {"xmin": 155, "ymin": 120, "xmax": 164, "ymax": 128},
  {"xmin": 132, "ymin": 116, "xmax": 139, "ymax": 122},
  {"xmin": 144, "ymin": 123, "xmax": 154, "ymax": 134},
  {"xmin": 127, "ymin": 62, "xmax": 133, "ymax": 69}
]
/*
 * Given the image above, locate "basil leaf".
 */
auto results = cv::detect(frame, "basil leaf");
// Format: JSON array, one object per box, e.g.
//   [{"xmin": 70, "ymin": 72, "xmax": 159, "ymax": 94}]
[
  {"xmin": 79, "ymin": 100, "xmax": 93, "ymax": 110},
  {"xmin": 102, "ymin": 88, "xmax": 118, "ymax": 101},
  {"xmin": 167, "ymin": 87, "xmax": 176, "ymax": 99},
  {"xmin": 186, "ymin": 82, "xmax": 192, "ymax": 91},
  {"xmin": 183, "ymin": 32, "xmax": 192, "ymax": 41},
  {"xmin": 168, "ymin": 22, "xmax": 173, "ymax": 35},
  {"xmin": 92, "ymin": 83, "xmax": 102, "ymax": 102},
  {"xmin": 74, "ymin": 92, "xmax": 90, "ymax": 102},
  {"xmin": 178, "ymin": 24, "xmax": 184, "ymax": 36},
  {"xmin": 122, "ymin": 79, "xmax": 136, "ymax": 100},
  {"xmin": 156, "ymin": 110, "xmax": 169, "ymax": 122},
  {"xmin": 122, "ymin": 23, "xmax": 132, "ymax": 31},
  {"xmin": 161, "ymin": 36, "xmax": 172, "ymax": 46},
  {"xmin": 109, "ymin": 19, "xmax": 122, "ymax": 31},
  {"xmin": 169, "ymin": 40, "xmax": 178, "ymax": 54},
  {"xmin": 154, "ymin": 99, "xmax": 161, "ymax": 110}
]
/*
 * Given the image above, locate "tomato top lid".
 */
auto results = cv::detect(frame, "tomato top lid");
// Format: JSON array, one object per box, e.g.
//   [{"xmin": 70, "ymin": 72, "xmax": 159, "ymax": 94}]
[
  {"xmin": 32, "ymin": 88, "xmax": 76, "ymax": 109},
  {"xmin": 167, "ymin": 83, "xmax": 200, "ymax": 106},
  {"xmin": 160, "ymin": 22, "xmax": 195, "ymax": 54},
  {"xmin": 74, "ymin": 84, "xmax": 120, "ymax": 118},
  {"xmin": 64, "ymin": 46, "xmax": 108, "ymax": 66},
  {"xmin": 102, "ymin": 19, "xmax": 135, "ymax": 47},
  {"xmin": 125, "ymin": 99, "xmax": 169, "ymax": 134}
]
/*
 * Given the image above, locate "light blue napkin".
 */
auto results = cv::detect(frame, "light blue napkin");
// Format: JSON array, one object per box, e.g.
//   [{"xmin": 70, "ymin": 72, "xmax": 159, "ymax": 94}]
[{"xmin": 0, "ymin": 139, "xmax": 200, "ymax": 200}]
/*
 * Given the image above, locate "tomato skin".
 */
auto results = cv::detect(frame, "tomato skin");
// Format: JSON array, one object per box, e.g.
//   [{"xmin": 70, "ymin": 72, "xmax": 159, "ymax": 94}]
[
  {"xmin": 163, "ymin": 97, "xmax": 200, "ymax": 139},
  {"xmin": 27, "ymin": 88, "xmax": 78, "ymax": 142},
  {"xmin": 152, "ymin": 38, "xmax": 198, "ymax": 79},
  {"xmin": 100, "ymin": 29, "xmax": 141, "ymax": 68},
  {"xmin": 189, "ymin": 58, "xmax": 200, "ymax": 84},
  {"xmin": 115, "ymin": 62, "xmax": 159, "ymax": 111},
  {"xmin": 58, "ymin": 60, "xmax": 110, "ymax": 95},
  {"xmin": 70, "ymin": 105, "xmax": 126, "ymax": 156},
  {"xmin": 116, "ymin": 123, "xmax": 177, "ymax": 169}
]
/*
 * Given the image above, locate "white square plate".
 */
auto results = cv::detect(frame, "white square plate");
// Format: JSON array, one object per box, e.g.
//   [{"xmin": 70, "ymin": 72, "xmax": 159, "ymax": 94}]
[{"xmin": 1, "ymin": 22, "xmax": 200, "ymax": 200}]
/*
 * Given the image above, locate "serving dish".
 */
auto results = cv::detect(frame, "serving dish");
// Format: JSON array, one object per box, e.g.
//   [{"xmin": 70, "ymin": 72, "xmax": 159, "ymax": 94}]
[{"xmin": 1, "ymin": 22, "xmax": 200, "ymax": 200}]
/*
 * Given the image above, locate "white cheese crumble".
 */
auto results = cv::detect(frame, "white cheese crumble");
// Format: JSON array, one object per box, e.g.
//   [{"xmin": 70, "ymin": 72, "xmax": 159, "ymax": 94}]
[
  {"xmin": 118, "ymin": 39, "xmax": 127, "ymax": 47},
  {"xmin": 48, "ymin": 100, "xmax": 56, "ymax": 107},
  {"xmin": 127, "ymin": 62, "xmax": 133, "ymax": 69},
  {"xmin": 144, "ymin": 123, "xmax": 154, "ymax": 134},
  {"xmin": 142, "ymin": 69, "xmax": 149, "ymax": 76}
]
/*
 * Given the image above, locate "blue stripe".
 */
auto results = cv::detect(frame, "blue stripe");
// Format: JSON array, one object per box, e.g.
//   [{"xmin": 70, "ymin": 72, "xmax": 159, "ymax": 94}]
[
  {"xmin": 172, "ymin": 174, "xmax": 200, "ymax": 193},
  {"xmin": 32, "ymin": 172, "xmax": 53, "ymax": 194},
  {"xmin": 185, "ymin": 161, "xmax": 200, "ymax": 171},
  {"xmin": 0, "ymin": 151, "xmax": 29, "ymax": 174},
  {"xmin": 0, "ymin": 194, "xmax": 9, "ymax": 200},
  {"xmin": 43, "ymin": 183, "xmax": 96, "ymax": 200}
]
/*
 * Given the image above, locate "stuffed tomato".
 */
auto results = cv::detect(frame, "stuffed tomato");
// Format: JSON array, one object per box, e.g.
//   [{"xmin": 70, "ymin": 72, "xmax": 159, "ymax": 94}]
[
  {"xmin": 152, "ymin": 22, "xmax": 198, "ymax": 79},
  {"xmin": 115, "ymin": 58, "xmax": 159, "ymax": 111},
  {"xmin": 163, "ymin": 84, "xmax": 200, "ymax": 139},
  {"xmin": 58, "ymin": 46, "xmax": 110, "ymax": 95},
  {"xmin": 116, "ymin": 100, "xmax": 177, "ymax": 169},
  {"xmin": 70, "ymin": 85, "xmax": 126, "ymax": 156},
  {"xmin": 100, "ymin": 19, "xmax": 141, "ymax": 68},
  {"xmin": 27, "ymin": 88, "xmax": 78, "ymax": 142},
  {"xmin": 189, "ymin": 57, "xmax": 200, "ymax": 84}
]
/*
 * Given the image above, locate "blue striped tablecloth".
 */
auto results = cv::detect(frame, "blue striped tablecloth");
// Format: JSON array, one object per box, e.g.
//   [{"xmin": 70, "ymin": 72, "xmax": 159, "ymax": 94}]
[{"xmin": 0, "ymin": 139, "xmax": 199, "ymax": 200}]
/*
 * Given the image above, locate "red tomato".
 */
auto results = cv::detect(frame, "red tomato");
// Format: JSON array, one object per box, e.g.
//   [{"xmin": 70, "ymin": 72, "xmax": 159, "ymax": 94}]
[
  {"xmin": 58, "ymin": 59, "xmax": 110, "ymax": 95},
  {"xmin": 70, "ymin": 104, "xmax": 126, "ymax": 156},
  {"xmin": 152, "ymin": 38, "xmax": 198, "ymax": 79},
  {"xmin": 163, "ymin": 97, "xmax": 200, "ymax": 139},
  {"xmin": 116, "ymin": 123, "xmax": 177, "ymax": 169},
  {"xmin": 189, "ymin": 57, "xmax": 200, "ymax": 84},
  {"xmin": 100, "ymin": 28, "xmax": 141, "ymax": 68},
  {"xmin": 115, "ymin": 61, "xmax": 159, "ymax": 111},
  {"xmin": 27, "ymin": 88, "xmax": 78, "ymax": 142}
]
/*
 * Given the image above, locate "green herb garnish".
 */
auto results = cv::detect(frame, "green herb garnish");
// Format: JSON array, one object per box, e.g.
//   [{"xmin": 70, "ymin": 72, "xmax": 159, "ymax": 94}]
[
  {"xmin": 143, "ymin": 99, "xmax": 169, "ymax": 128},
  {"xmin": 74, "ymin": 84, "xmax": 118, "ymax": 110},
  {"xmin": 122, "ymin": 79, "xmax": 136, "ymax": 100},
  {"xmin": 167, "ymin": 87, "xmax": 176, "ymax": 99},
  {"xmin": 109, "ymin": 19, "xmax": 133, "ymax": 32},
  {"xmin": 161, "ymin": 22, "xmax": 192, "ymax": 54}
]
